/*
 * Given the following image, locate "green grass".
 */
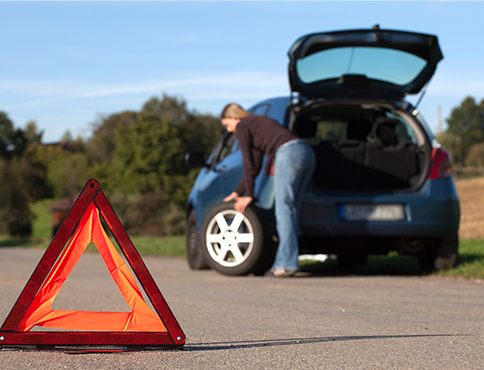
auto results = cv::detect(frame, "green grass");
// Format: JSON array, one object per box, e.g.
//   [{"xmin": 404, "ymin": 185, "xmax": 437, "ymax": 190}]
[
  {"xmin": 0, "ymin": 199, "xmax": 57, "ymax": 248},
  {"xmin": 0, "ymin": 198, "xmax": 186, "ymax": 256},
  {"xmin": 31, "ymin": 198, "xmax": 58, "ymax": 239},
  {"xmin": 119, "ymin": 235, "xmax": 185, "ymax": 257},
  {"xmin": 81, "ymin": 236, "xmax": 186, "ymax": 257},
  {"xmin": 435, "ymin": 239, "xmax": 484, "ymax": 279},
  {"xmin": 299, "ymin": 239, "xmax": 484, "ymax": 278}
]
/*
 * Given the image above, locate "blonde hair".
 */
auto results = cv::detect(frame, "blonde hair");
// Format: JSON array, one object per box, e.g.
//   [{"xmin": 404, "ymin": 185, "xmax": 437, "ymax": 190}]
[{"xmin": 221, "ymin": 103, "xmax": 251, "ymax": 119}]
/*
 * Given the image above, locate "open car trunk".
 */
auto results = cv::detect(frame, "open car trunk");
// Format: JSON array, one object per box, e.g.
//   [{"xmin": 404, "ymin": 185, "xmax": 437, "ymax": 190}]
[{"xmin": 293, "ymin": 100, "xmax": 431, "ymax": 191}]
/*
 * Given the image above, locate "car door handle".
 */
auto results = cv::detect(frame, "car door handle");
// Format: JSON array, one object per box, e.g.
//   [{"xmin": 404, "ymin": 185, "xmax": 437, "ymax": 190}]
[{"xmin": 214, "ymin": 165, "xmax": 227, "ymax": 172}]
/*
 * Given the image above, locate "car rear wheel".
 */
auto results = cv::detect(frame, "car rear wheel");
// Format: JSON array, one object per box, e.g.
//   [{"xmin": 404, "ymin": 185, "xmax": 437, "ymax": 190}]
[
  {"xmin": 419, "ymin": 236, "xmax": 458, "ymax": 272},
  {"xmin": 200, "ymin": 202, "xmax": 273, "ymax": 276},
  {"xmin": 186, "ymin": 210, "xmax": 210, "ymax": 270}
]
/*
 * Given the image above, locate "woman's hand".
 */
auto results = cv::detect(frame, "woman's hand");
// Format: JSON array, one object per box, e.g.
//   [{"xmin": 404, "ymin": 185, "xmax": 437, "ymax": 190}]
[
  {"xmin": 224, "ymin": 192, "xmax": 252, "ymax": 214},
  {"xmin": 234, "ymin": 196, "xmax": 253, "ymax": 214},
  {"xmin": 223, "ymin": 191, "xmax": 239, "ymax": 202}
]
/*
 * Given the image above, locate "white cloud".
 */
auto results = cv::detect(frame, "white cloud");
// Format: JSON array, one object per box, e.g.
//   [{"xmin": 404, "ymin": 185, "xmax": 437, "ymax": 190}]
[
  {"xmin": 0, "ymin": 71, "xmax": 289, "ymax": 142},
  {"xmin": 0, "ymin": 71, "xmax": 287, "ymax": 109}
]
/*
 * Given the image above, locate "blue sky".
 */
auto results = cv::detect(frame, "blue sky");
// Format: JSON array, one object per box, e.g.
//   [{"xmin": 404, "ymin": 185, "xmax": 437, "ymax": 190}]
[{"xmin": 1, "ymin": 1, "xmax": 484, "ymax": 143}]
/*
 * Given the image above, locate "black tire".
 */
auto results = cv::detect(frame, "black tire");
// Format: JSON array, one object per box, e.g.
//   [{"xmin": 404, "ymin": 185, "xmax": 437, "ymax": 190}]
[
  {"xmin": 200, "ymin": 201, "xmax": 274, "ymax": 276},
  {"xmin": 419, "ymin": 236, "xmax": 458, "ymax": 273},
  {"xmin": 186, "ymin": 210, "xmax": 210, "ymax": 270}
]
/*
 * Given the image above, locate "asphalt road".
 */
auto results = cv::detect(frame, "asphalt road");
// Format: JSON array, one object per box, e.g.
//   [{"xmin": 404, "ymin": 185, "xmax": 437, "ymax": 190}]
[{"xmin": 1, "ymin": 247, "xmax": 483, "ymax": 369}]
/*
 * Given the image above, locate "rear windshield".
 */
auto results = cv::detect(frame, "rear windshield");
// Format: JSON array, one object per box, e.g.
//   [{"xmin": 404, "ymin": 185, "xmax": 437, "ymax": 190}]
[{"xmin": 296, "ymin": 46, "xmax": 427, "ymax": 86}]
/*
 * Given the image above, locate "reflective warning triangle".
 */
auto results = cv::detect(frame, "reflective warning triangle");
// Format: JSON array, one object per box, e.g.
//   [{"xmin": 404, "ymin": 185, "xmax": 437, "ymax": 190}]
[{"xmin": 0, "ymin": 179, "xmax": 185, "ymax": 349}]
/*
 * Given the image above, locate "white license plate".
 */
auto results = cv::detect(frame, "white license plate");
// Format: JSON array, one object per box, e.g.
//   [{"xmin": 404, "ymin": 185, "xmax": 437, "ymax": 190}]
[{"xmin": 340, "ymin": 204, "xmax": 405, "ymax": 221}]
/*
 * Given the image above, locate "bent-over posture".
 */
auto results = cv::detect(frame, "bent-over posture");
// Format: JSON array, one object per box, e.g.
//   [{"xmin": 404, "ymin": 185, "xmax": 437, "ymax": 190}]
[{"xmin": 221, "ymin": 103, "xmax": 316, "ymax": 277}]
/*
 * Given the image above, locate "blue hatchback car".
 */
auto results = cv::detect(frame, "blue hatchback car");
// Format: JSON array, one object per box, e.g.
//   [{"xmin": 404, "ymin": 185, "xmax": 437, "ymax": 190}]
[{"xmin": 185, "ymin": 26, "xmax": 460, "ymax": 276}]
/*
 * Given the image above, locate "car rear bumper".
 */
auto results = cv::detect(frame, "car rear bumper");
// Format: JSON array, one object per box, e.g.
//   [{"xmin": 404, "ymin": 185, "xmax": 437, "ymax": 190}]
[{"xmin": 300, "ymin": 178, "xmax": 460, "ymax": 239}]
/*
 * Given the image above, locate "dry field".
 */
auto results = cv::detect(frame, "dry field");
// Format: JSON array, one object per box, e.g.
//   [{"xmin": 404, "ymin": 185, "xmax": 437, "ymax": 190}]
[{"xmin": 455, "ymin": 177, "xmax": 484, "ymax": 239}]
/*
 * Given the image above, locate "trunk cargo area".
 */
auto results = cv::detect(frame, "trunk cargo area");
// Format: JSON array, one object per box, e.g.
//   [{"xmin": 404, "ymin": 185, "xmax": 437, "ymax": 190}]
[{"xmin": 294, "ymin": 102, "xmax": 429, "ymax": 191}]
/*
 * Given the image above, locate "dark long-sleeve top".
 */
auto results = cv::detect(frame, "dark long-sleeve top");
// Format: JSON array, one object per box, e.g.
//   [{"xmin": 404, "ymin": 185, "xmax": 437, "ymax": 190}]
[{"xmin": 234, "ymin": 114, "xmax": 297, "ymax": 197}]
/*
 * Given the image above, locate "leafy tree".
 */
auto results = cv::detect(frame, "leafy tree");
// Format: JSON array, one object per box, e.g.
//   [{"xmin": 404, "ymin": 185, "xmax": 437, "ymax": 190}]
[
  {"xmin": 23, "ymin": 120, "xmax": 43, "ymax": 144},
  {"xmin": 0, "ymin": 111, "xmax": 28, "ymax": 160},
  {"xmin": 0, "ymin": 94, "xmax": 222, "ymax": 237},
  {"xmin": 0, "ymin": 112, "xmax": 41, "ymax": 235},
  {"xmin": 435, "ymin": 131, "xmax": 463, "ymax": 164},
  {"xmin": 102, "ymin": 94, "xmax": 223, "ymax": 233},
  {"xmin": 47, "ymin": 150, "xmax": 90, "ymax": 198},
  {"xmin": 109, "ymin": 110, "xmax": 184, "ymax": 200},
  {"xmin": 445, "ymin": 96, "xmax": 484, "ymax": 165},
  {"xmin": 84, "ymin": 111, "xmax": 137, "ymax": 187},
  {"xmin": 109, "ymin": 192, "xmax": 184, "ymax": 236},
  {"xmin": 23, "ymin": 143, "xmax": 64, "ymax": 200},
  {"xmin": 108, "ymin": 94, "xmax": 222, "ymax": 206},
  {"xmin": 61, "ymin": 130, "xmax": 73, "ymax": 142},
  {"xmin": 87, "ymin": 111, "xmax": 137, "ymax": 164},
  {"xmin": 142, "ymin": 94, "xmax": 189, "ymax": 125},
  {"xmin": 0, "ymin": 158, "xmax": 33, "ymax": 236},
  {"xmin": 141, "ymin": 94, "xmax": 222, "ymax": 153},
  {"xmin": 13, "ymin": 152, "xmax": 52, "ymax": 201},
  {"xmin": 465, "ymin": 142, "xmax": 484, "ymax": 167},
  {"xmin": 16, "ymin": 121, "xmax": 52, "ymax": 200},
  {"xmin": 179, "ymin": 111, "xmax": 223, "ymax": 153}
]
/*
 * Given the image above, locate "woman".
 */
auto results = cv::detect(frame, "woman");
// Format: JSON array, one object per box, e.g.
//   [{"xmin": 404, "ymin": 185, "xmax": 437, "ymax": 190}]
[{"xmin": 221, "ymin": 103, "xmax": 316, "ymax": 277}]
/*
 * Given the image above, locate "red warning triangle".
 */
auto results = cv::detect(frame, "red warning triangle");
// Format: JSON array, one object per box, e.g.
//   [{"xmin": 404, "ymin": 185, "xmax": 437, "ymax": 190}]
[{"xmin": 0, "ymin": 179, "xmax": 185, "ymax": 349}]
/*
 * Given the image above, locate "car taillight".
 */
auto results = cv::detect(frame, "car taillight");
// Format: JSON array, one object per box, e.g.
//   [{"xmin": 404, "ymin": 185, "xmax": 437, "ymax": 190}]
[{"xmin": 428, "ymin": 147, "xmax": 453, "ymax": 179}]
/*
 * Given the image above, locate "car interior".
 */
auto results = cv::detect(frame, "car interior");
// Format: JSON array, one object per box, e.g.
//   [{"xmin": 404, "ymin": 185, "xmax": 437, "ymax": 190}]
[{"xmin": 294, "ymin": 103, "xmax": 428, "ymax": 191}]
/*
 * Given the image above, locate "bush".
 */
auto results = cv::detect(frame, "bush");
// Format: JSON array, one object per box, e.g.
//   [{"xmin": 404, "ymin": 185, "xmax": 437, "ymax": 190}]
[
  {"xmin": 466, "ymin": 142, "xmax": 484, "ymax": 166},
  {"xmin": 0, "ymin": 158, "xmax": 33, "ymax": 236},
  {"xmin": 109, "ymin": 191, "xmax": 185, "ymax": 236},
  {"xmin": 47, "ymin": 151, "xmax": 90, "ymax": 198}
]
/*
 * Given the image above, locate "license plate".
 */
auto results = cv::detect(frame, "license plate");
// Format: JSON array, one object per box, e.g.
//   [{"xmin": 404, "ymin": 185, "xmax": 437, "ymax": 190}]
[{"xmin": 340, "ymin": 204, "xmax": 405, "ymax": 221}]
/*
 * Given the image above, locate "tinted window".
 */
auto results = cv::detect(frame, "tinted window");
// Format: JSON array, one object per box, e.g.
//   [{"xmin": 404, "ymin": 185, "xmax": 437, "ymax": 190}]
[
  {"xmin": 212, "ymin": 133, "xmax": 239, "ymax": 166},
  {"xmin": 251, "ymin": 104, "xmax": 270, "ymax": 116},
  {"xmin": 296, "ymin": 46, "xmax": 427, "ymax": 86},
  {"xmin": 266, "ymin": 100, "xmax": 290, "ymax": 126}
]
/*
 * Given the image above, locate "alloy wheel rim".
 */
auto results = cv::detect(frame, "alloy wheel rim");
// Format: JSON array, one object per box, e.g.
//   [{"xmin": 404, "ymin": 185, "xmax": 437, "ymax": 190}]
[{"xmin": 205, "ymin": 210, "xmax": 255, "ymax": 267}]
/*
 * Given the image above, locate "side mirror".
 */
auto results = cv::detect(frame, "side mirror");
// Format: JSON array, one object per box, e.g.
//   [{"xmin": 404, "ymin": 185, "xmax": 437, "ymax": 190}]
[{"xmin": 185, "ymin": 151, "xmax": 208, "ymax": 168}]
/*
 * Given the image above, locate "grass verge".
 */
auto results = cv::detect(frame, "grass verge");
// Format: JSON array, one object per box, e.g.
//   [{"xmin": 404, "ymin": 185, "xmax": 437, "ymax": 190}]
[
  {"xmin": 299, "ymin": 239, "xmax": 484, "ymax": 278},
  {"xmin": 434, "ymin": 239, "xmax": 484, "ymax": 279},
  {"xmin": 0, "ymin": 234, "xmax": 186, "ymax": 256},
  {"xmin": 121, "ymin": 235, "xmax": 185, "ymax": 257},
  {"xmin": 1, "ymin": 198, "xmax": 187, "ymax": 256}
]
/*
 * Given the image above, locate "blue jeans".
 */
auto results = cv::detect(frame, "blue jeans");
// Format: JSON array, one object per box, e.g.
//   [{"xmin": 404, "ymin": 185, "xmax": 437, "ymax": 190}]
[{"xmin": 272, "ymin": 139, "xmax": 316, "ymax": 270}]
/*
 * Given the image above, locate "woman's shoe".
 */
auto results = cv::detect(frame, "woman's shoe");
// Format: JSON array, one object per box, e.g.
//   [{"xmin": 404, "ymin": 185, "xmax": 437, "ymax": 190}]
[{"xmin": 265, "ymin": 268, "xmax": 298, "ymax": 277}]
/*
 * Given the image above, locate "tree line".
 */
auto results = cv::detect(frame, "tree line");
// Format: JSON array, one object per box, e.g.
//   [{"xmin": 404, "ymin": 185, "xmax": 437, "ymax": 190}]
[
  {"xmin": 0, "ymin": 94, "xmax": 223, "ymax": 237},
  {"xmin": 436, "ymin": 96, "xmax": 484, "ymax": 167}
]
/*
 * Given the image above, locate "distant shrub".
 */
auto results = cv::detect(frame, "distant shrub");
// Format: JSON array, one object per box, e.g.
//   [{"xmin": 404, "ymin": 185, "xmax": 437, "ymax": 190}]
[
  {"xmin": 109, "ymin": 191, "xmax": 185, "ymax": 237},
  {"xmin": 0, "ymin": 158, "xmax": 33, "ymax": 236},
  {"xmin": 466, "ymin": 142, "xmax": 484, "ymax": 167}
]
